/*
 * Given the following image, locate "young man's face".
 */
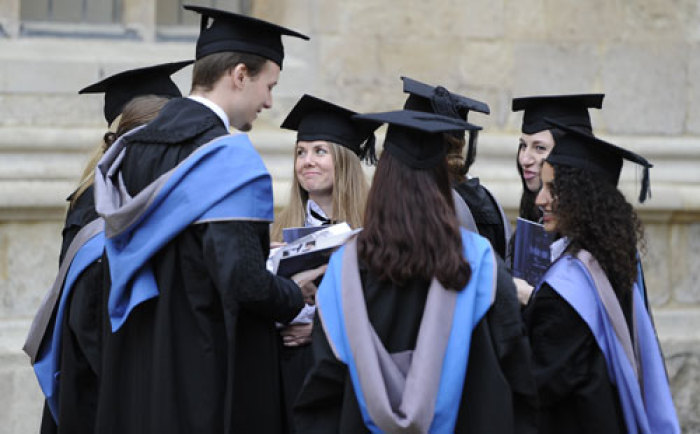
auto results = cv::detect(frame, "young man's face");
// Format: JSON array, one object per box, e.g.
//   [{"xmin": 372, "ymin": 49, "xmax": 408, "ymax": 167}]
[{"xmin": 232, "ymin": 60, "xmax": 280, "ymax": 132}]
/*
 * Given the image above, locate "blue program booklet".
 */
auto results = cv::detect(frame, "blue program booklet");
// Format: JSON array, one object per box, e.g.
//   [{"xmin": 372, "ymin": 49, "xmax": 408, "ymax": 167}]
[
  {"xmin": 282, "ymin": 226, "xmax": 328, "ymax": 243},
  {"xmin": 512, "ymin": 217, "xmax": 555, "ymax": 286}
]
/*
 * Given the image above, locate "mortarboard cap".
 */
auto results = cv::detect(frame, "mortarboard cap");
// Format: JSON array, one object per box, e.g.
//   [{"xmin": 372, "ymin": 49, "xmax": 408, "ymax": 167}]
[
  {"xmin": 402, "ymin": 76, "xmax": 489, "ymax": 170},
  {"xmin": 353, "ymin": 110, "xmax": 481, "ymax": 169},
  {"xmin": 79, "ymin": 60, "xmax": 192, "ymax": 125},
  {"xmin": 401, "ymin": 76, "xmax": 490, "ymax": 120},
  {"xmin": 512, "ymin": 93, "xmax": 604, "ymax": 134},
  {"xmin": 184, "ymin": 5, "xmax": 309, "ymax": 68},
  {"xmin": 280, "ymin": 94, "xmax": 382, "ymax": 164},
  {"xmin": 544, "ymin": 118, "xmax": 652, "ymax": 203}
]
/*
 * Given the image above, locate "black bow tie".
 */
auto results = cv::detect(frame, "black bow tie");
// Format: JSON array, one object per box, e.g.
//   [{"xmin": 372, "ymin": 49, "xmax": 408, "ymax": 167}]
[{"xmin": 309, "ymin": 208, "xmax": 334, "ymax": 225}]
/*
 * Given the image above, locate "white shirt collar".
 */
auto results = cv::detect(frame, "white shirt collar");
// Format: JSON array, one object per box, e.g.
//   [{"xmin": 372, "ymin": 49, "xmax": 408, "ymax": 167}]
[
  {"xmin": 188, "ymin": 95, "xmax": 230, "ymax": 132},
  {"xmin": 550, "ymin": 236, "xmax": 570, "ymax": 262},
  {"xmin": 305, "ymin": 199, "xmax": 330, "ymax": 227}
]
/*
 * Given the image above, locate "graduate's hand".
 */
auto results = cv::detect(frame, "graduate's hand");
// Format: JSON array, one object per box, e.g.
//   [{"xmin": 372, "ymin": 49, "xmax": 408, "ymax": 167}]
[
  {"xmin": 270, "ymin": 241, "xmax": 286, "ymax": 249},
  {"xmin": 291, "ymin": 264, "xmax": 327, "ymax": 305},
  {"xmin": 280, "ymin": 323, "xmax": 313, "ymax": 347},
  {"xmin": 513, "ymin": 277, "xmax": 534, "ymax": 306}
]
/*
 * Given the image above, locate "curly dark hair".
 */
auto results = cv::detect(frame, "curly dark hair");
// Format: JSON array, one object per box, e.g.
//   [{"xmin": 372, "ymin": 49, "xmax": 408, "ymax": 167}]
[
  {"xmin": 551, "ymin": 164, "xmax": 644, "ymax": 295},
  {"xmin": 358, "ymin": 150, "xmax": 470, "ymax": 290}
]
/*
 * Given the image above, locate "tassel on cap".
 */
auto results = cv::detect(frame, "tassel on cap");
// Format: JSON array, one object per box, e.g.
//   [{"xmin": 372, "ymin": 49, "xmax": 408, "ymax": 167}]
[
  {"xmin": 639, "ymin": 165, "xmax": 651, "ymax": 203},
  {"xmin": 360, "ymin": 133, "xmax": 378, "ymax": 165},
  {"xmin": 464, "ymin": 130, "xmax": 479, "ymax": 172}
]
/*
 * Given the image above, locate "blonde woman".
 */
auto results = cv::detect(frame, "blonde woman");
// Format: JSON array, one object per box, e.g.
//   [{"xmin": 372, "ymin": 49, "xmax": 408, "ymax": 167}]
[
  {"xmin": 273, "ymin": 94, "xmax": 379, "ymax": 432},
  {"xmin": 271, "ymin": 95, "xmax": 379, "ymax": 241}
]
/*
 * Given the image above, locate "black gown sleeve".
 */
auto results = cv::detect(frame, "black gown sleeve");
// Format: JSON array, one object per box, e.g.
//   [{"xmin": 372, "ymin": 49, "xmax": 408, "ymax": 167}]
[
  {"xmin": 55, "ymin": 259, "xmax": 103, "ymax": 434},
  {"xmin": 293, "ymin": 314, "xmax": 348, "ymax": 433},
  {"xmin": 489, "ymin": 259, "xmax": 539, "ymax": 432},
  {"xmin": 201, "ymin": 220, "xmax": 304, "ymax": 323},
  {"xmin": 457, "ymin": 258, "xmax": 539, "ymax": 434},
  {"xmin": 454, "ymin": 180, "xmax": 507, "ymax": 258},
  {"xmin": 525, "ymin": 284, "xmax": 626, "ymax": 434}
]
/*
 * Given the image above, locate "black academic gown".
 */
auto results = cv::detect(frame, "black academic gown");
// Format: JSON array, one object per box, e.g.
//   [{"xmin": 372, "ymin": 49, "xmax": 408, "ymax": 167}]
[
  {"xmin": 454, "ymin": 178, "xmax": 508, "ymax": 259},
  {"xmin": 280, "ymin": 329, "xmax": 314, "ymax": 434},
  {"xmin": 95, "ymin": 98, "xmax": 304, "ymax": 434},
  {"xmin": 279, "ymin": 215, "xmax": 327, "ymax": 433},
  {"xmin": 523, "ymin": 283, "xmax": 629, "ymax": 434},
  {"xmin": 293, "ymin": 257, "xmax": 539, "ymax": 433},
  {"xmin": 40, "ymin": 186, "xmax": 103, "ymax": 434}
]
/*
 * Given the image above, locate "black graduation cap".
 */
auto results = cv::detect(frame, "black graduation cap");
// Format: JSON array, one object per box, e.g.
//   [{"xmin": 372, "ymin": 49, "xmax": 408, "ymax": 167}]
[
  {"xmin": 512, "ymin": 94, "xmax": 604, "ymax": 134},
  {"xmin": 353, "ymin": 110, "xmax": 482, "ymax": 169},
  {"xmin": 402, "ymin": 76, "xmax": 489, "ymax": 171},
  {"xmin": 280, "ymin": 94, "xmax": 382, "ymax": 164},
  {"xmin": 79, "ymin": 60, "xmax": 192, "ymax": 125},
  {"xmin": 544, "ymin": 118, "xmax": 652, "ymax": 203},
  {"xmin": 401, "ymin": 76, "xmax": 490, "ymax": 120},
  {"xmin": 184, "ymin": 5, "xmax": 309, "ymax": 68}
]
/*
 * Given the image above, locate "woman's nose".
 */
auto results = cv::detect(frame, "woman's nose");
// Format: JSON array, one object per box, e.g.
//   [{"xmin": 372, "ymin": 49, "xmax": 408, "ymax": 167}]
[
  {"xmin": 301, "ymin": 154, "xmax": 315, "ymax": 166},
  {"xmin": 521, "ymin": 148, "xmax": 535, "ymax": 165},
  {"xmin": 535, "ymin": 188, "xmax": 548, "ymax": 207}
]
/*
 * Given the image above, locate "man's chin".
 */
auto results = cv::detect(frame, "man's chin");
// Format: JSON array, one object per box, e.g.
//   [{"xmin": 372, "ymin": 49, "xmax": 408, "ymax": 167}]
[{"xmin": 236, "ymin": 122, "xmax": 253, "ymax": 132}]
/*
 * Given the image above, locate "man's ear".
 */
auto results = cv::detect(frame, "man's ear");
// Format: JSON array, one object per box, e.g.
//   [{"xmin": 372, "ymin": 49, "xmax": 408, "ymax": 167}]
[{"xmin": 230, "ymin": 63, "xmax": 248, "ymax": 90}]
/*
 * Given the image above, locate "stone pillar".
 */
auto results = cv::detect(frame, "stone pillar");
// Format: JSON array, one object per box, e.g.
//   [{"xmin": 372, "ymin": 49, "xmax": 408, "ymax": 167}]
[
  {"xmin": 123, "ymin": 0, "xmax": 156, "ymax": 42},
  {"xmin": 0, "ymin": 0, "xmax": 20, "ymax": 37}
]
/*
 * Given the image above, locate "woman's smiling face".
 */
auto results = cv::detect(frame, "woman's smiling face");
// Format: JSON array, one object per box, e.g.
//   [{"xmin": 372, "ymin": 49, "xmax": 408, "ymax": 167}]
[
  {"xmin": 518, "ymin": 129, "xmax": 556, "ymax": 192},
  {"xmin": 295, "ymin": 140, "xmax": 335, "ymax": 196}
]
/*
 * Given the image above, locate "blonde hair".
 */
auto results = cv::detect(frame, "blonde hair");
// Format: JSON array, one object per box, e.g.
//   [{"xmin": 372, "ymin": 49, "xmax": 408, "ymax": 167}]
[
  {"xmin": 70, "ymin": 95, "xmax": 170, "ymax": 207},
  {"xmin": 271, "ymin": 143, "xmax": 369, "ymax": 242}
]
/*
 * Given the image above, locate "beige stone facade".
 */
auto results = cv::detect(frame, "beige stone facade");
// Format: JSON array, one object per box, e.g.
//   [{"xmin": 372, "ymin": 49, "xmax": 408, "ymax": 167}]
[{"xmin": 1, "ymin": 0, "xmax": 699, "ymax": 432}]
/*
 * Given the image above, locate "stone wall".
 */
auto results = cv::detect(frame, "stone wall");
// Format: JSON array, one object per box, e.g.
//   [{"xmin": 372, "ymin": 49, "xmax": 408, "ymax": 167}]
[{"xmin": 1, "ymin": 0, "xmax": 699, "ymax": 432}]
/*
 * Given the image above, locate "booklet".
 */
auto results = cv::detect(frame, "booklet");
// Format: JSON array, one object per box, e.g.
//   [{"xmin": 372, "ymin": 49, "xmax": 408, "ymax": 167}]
[
  {"xmin": 269, "ymin": 223, "xmax": 361, "ymax": 278},
  {"xmin": 512, "ymin": 217, "xmax": 555, "ymax": 286},
  {"xmin": 282, "ymin": 225, "xmax": 328, "ymax": 243}
]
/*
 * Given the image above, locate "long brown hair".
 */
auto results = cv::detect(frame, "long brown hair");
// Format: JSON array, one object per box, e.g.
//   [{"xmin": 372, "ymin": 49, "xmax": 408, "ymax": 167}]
[
  {"xmin": 70, "ymin": 95, "xmax": 169, "ymax": 207},
  {"xmin": 271, "ymin": 143, "xmax": 369, "ymax": 241},
  {"xmin": 357, "ymin": 150, "xmax": 470, "ymax": 290}
]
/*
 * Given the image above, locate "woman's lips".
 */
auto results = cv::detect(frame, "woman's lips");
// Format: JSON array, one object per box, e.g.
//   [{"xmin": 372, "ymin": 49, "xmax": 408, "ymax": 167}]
[{"xmin": 523, "ymin": 170, "xmax": 537, "ymax": 180}]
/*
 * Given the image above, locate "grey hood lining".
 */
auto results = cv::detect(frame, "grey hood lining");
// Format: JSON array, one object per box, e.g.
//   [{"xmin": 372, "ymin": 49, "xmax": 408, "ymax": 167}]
[
  {"xmin": 340, "ymin": 238, "xmax": 457, "ymax": 433},
  {"xmin": 23, "ymin": 218, "xmax": 105, "ymax": 362},
  {"xmin": 576, "ymin": 250, "xmax": 639, "ymax": 381},
  {"xmin": 93, "ymin": 125, "xmax": 175, "ymax": 238}
]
